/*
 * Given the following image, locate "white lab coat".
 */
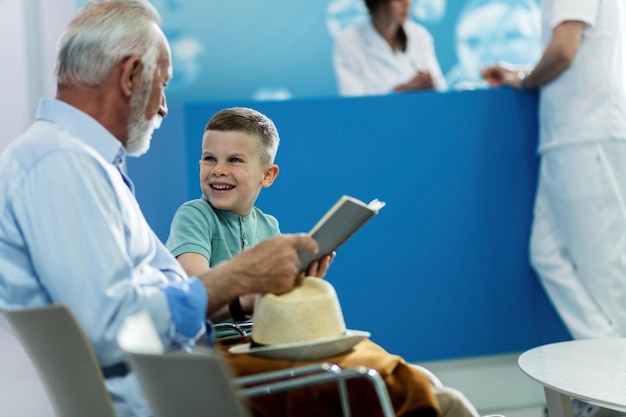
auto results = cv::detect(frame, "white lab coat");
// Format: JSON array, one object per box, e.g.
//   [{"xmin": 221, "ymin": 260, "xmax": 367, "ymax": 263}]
[{"xmin": 333, "ymin": 19, "xmax": 447, "ymax": 96}]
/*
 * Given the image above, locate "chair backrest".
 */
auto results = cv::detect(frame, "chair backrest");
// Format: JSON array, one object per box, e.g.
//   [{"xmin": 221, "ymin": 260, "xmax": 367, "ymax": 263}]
[
  {"xmin": 119, "ymin": 312, "xmax": 395, "ymax": 417},
  {"xmin": 1, "ymin": 305, "xmax": 116, "ymax": 417},
  {"xmin": 124, "ymin": 344, "xmax": 396, "ymax": 417},
  {"xmin": 118, "ymin": 310, "xmax": 249, "ymax": 417},
  {"xmin": 123, "ymin": 346, "xmax": 250, "ymax": 417}
]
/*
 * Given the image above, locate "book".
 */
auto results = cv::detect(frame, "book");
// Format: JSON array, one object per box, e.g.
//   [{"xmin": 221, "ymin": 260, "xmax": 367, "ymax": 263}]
[{"xmin": 298, "ymin": 195, "xmax": 386, "ymax": 272}]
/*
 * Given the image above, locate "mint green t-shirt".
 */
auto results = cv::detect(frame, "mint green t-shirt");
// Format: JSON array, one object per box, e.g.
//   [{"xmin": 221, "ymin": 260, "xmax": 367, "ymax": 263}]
[{"xmin": 165, "ymin": 198, "xmax": 280, "ymax": 267}]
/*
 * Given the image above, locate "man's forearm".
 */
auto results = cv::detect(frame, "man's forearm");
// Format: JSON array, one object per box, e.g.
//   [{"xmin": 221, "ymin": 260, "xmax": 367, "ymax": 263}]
[
  {"xmin": 198, "ymin": 234, "xmax": 317, "ymax": 317},
  {"xmin": 198, "ymin": 266, "xmax": 249, "ymax": 317}
]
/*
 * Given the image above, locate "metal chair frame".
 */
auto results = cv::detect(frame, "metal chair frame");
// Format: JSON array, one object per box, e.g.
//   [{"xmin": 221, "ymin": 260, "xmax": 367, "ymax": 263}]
[{"xmin": 4, "ymin": 305, "xmax": 395, "ymax": 417}]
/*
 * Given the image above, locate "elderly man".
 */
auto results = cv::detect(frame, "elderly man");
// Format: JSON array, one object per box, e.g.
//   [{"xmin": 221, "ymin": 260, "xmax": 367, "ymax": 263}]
[{"xmin": 0, "ymin": 1, "xmax": 319, "ymax": 415}]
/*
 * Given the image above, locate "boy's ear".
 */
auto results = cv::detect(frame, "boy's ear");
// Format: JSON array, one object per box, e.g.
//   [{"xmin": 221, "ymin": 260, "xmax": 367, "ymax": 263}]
[{"xmin": 261, "ymin": 164, "xmax": 279, "ymax": 188}]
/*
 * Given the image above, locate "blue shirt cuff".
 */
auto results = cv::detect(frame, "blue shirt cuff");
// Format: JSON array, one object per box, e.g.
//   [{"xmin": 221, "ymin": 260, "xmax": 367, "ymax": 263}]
[{"xmin": 161, "ymin": 277, "xmax": 207, "ymax": 339}]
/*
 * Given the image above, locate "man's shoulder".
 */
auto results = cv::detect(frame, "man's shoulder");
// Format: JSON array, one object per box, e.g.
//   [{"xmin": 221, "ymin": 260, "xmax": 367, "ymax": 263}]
[{"xmin": 3, "ymin": 120, "xmax": 103, "ymax": 176}]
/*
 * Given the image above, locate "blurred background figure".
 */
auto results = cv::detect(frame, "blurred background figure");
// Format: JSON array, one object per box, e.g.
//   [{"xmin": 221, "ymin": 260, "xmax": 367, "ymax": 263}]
[
  {"xmin": 151, "ymin": 0, "xmax": 203, "ymax": 90},
  {"xmin": 327, "ymin": 0, "xmax": 369, "ymax": 40},
  {"xmin": 333, "ymin": 0, "xmax": 447, "ymax": 96},
  {"xmin": 446, "ymin": 0, "xmax": 541, "ymax": 90},
  {"xmin": 154, "ymin": 0, "xmax": 186, "ymax": 11},
  {"xmin": 411, "ymin": 0, "xmax": 447, "ymax": 24},
  {"xmin": 166, "ymin": 30, "xmax": 203, "ymax": 90},
  {"xmin": 76, "ymin": 0, "xmax": 310, "ymax": 102},
  {"xmin": 252, "ymin": 87, "xmax": 293, "ymax": 101},
  {"xmin": 481, "ymin": 0, "xmax": 626, "ymax": 344},
  {"xmin": 72, "ymin": 0, "xmax": 538, "ymax": 99}
]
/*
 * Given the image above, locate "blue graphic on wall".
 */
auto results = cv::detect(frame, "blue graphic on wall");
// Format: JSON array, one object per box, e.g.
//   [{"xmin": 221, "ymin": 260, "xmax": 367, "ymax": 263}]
[
  {"xmin": 76, "ymin": 0, "xmax": 541, "ymax": 101},
  {"xmin": 446, "ymin": 0, "xmax": 541, "ymax": 90}
]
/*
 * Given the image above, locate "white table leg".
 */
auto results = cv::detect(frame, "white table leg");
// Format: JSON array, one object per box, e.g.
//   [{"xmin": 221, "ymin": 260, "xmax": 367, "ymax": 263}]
[{"xmin": 544, "ymin": 387, "xmax": 573, "ymax": 417}]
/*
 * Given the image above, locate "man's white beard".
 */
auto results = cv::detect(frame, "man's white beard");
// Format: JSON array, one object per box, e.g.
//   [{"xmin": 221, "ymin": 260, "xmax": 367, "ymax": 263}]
[{"xmin": 125, "ymin": 82, "xmax": 163, "ymax": 157}]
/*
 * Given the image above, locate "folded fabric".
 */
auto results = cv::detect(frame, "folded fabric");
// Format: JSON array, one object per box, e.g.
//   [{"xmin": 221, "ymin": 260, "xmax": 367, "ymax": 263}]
[{"xmin": 218, "ymin": 337, "xmax": 440, "ymax": 417}]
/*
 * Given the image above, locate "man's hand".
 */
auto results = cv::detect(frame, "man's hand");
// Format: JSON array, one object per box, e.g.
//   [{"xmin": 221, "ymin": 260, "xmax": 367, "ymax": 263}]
[
  {"xmin": 236, "ymin": 250, "xmax": 335, "ymax": 317},
  {"xmin": 480, "ymin": 62, "xmax": 521, "ymax": 88},
  {"xmin": 235, "ymin": 234, "xmax": 319, "ymax": 293},
  {"xmin": 200, "ymin": 234, "xmax": 318, "ymax": 316}
]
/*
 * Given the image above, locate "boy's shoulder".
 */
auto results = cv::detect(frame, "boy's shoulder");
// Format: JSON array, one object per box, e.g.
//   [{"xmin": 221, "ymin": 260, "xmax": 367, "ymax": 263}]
[
  {"xmin": 251, "ymin": 206, "xmax": 280, "ymax": 231},
  {"xmin": 174, "ymin": 198, "xmax": 220, "ymax": 222},
  {"xmin": 177, "ymin": 197, "xmax": 211, "ymax": 212}
]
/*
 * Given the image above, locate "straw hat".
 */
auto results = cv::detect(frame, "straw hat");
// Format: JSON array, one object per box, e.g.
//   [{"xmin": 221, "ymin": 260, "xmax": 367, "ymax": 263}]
[{"xmin": 229, "ymin": 277, "xmax": 369, "ymax": 360}]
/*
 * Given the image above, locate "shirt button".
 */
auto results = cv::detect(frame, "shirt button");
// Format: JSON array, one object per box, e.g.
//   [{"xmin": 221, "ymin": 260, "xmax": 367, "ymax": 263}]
[{"xmin": 242, "ymin": 233, "xmax": 247, "ymax": 239}]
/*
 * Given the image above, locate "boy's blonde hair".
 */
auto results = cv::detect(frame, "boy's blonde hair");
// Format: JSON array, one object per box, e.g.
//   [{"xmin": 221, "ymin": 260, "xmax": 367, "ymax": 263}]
[{"xmin": 205, "ymin": 107, "xmax": 280, "ymax": 164}]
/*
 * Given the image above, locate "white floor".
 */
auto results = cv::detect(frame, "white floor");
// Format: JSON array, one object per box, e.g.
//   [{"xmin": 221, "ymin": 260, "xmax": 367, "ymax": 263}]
[
  {"xmin": 491, "ymin": 406, "xmax": 545, "ymax": 417},
  {"xmin": 417, "ymin": 352, "xmax": 547, "ymax": 415}
]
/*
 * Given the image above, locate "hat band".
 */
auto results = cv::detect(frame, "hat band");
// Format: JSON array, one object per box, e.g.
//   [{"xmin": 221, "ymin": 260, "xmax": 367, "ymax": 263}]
[{"xmin": 250, "ymin": 331, "xmax": 348, "ymax": 348}]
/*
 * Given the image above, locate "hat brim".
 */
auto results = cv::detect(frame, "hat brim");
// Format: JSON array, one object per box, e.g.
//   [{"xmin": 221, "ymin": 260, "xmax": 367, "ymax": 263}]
[{"xmin": 228, "ymin": 329, "xmax": 370, "ymax": 361}]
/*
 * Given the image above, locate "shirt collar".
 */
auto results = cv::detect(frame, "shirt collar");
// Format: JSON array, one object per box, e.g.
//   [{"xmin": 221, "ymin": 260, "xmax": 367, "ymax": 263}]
[
  {"xmin": 363, "ymin": 20, "xmax": 407, "ymax": 53},
  {"xmin": 36, "ymin": 98, "xmax": 127, "ymax": 167},
  {"xmin": 202, "ymin": 196, "xmax": 253, "ymax": 223}
]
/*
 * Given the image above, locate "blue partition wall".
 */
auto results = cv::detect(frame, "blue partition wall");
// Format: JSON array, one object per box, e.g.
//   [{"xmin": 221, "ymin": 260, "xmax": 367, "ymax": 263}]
[{"xmin": 129, "ymin": 88, "xmax": 571, "ymax": 362}]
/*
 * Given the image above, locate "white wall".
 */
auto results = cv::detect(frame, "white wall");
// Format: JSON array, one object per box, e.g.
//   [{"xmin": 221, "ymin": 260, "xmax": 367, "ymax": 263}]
[
  {"xmin": 0, "ymin": 0, "xmax": 31, "ymax": 151},
  {"xmin": 0, "ymin": 1, "xmax": 74, "ymax": 415},
  {"xmin": 0, "ymin": 0, "xmax": 73, "ymax": 152}
]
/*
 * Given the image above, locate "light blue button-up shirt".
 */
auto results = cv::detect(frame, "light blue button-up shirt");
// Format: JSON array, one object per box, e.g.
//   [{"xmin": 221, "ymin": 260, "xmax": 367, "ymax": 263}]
[{"xmin": 0, "ymin": 99, "xmax": 208, "ymax": 416}]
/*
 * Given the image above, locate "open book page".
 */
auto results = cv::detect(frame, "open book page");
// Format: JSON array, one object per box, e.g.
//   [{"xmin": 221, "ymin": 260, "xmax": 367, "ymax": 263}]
[{"xmin": 298, "ymin": 195, "xmax": 386, "ymax": 273}]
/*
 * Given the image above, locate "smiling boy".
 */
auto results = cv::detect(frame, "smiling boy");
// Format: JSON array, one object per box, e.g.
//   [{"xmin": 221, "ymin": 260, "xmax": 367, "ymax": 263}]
[
  {"xmin": 166, "ymin": 107, "xmax": 332, "ymax": 322},
  {"xmin": 166, "ymin": 107, "xmax": 481, "ymax": 417}
]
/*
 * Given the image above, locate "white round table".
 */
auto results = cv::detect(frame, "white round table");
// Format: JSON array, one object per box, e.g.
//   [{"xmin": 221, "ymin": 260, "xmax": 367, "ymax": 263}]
[{"xmin": 518, "ymin": 338, "xmax": 626, "ymax": 417}]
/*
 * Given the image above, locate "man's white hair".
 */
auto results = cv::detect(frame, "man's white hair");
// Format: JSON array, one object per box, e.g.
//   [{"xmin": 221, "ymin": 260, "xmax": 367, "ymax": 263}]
[{"xmin": 55, "ymin": 0, "xmax": 163, "ymax": 88}]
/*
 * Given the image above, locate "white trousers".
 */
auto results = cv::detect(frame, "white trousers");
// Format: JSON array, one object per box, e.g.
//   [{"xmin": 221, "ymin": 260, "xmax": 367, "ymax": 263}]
[{"xmin": 530, "ymin": 141, "xmax": 626, "ymax": 339}]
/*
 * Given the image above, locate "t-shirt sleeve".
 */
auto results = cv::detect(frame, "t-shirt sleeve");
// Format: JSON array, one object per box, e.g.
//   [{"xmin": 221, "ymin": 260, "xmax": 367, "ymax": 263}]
[
  {"xmin": 166, "ymin": 203, "xmax": 213, "ymax": 261},
  {"xmin": 551, "ymin": 0, "xmax": 599, "ymax": 28}
]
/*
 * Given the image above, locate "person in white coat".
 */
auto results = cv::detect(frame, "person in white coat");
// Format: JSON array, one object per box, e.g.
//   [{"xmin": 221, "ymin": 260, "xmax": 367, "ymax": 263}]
[
  {"xmin": 481, "ymin": 0, "xmax": 626, "ymax": 341},
  {"xmin": 333, "ymin": 0, "xmax": 447, "ymax": 96}
]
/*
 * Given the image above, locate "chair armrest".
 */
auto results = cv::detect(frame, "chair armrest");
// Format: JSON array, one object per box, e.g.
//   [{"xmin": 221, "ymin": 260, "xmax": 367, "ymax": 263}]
[
  {"xmin": 234, "ymin": 363, "xmax": 336, "ymax": 386},
  {"xmin": 212, "ymin": 321, "xmax": 253, "ymax": 337},
  {"xmin": 237, "ymin": 365, "xmax": 395, "ymax": 417}
]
